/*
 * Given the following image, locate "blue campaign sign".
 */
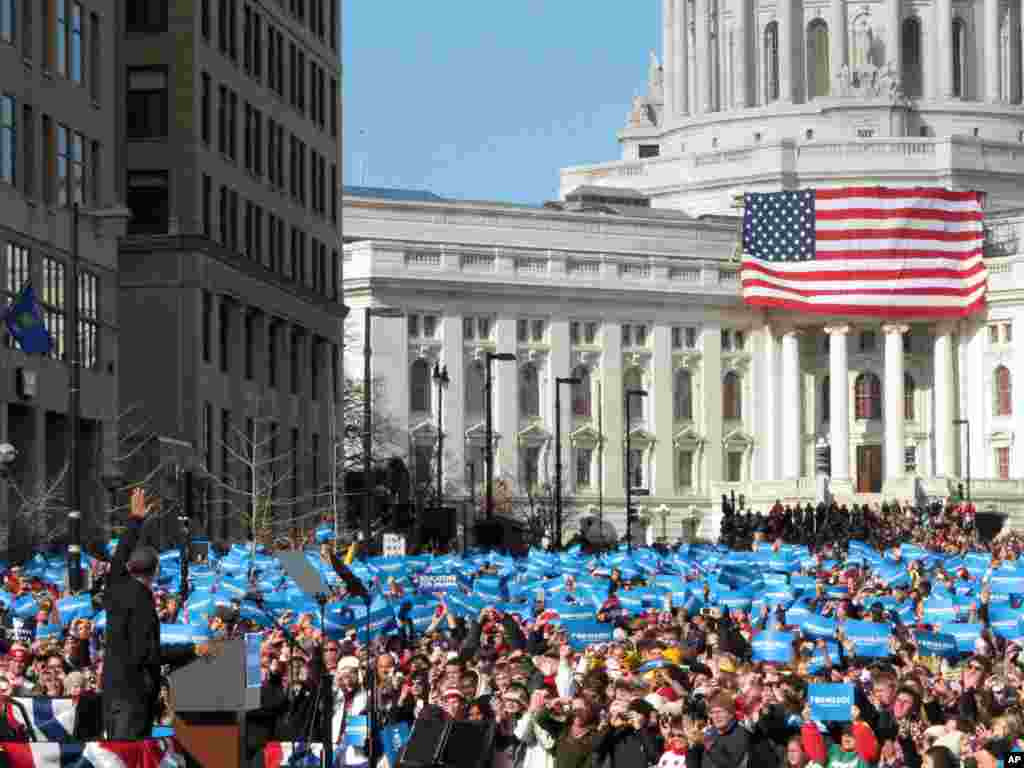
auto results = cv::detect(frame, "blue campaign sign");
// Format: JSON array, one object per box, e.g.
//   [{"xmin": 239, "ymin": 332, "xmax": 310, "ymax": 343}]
[
  {"xmin": 801, "ymin": 615, "xmax": 838, "ymax": 641},
  {"xmin": 475, "ymin": 575, "xmax": 505, "ymax": 600},
  {"xmin": 922, "ymin": 598, "xmax": 957, "ymax": 624},
  {"xmin": 56, "ymin": 594, "xmax": 95, "ymax": 627},
  {"xmin": 549, "ymin": 600, "xmax": 596, "ymax": 623},
  {"xmin": 842, "ymin": 619, "xmax": 892, "ymax": 658},
  {"xmin": 914, "ymin": 630, "xmax": 958, "ymax": 659},
  {"xmin": 379, "ymin": 722, "xmax": 412, "ymax": 768},
  {"xmin": 344, "ymin": 715, "xmax": 369, "ymax": 748},
  {"xmin": 989, "ymin": 570, "xmax": 1024, "ymax": 595},
  {"xmin": 562, "ymin": 618, "xmax": 615, "ymax": 651},
  {"xmin": 245, "ymin": 633, "xmax": 262, "ymax": 688},
  {"xmin": 413, "ymin": 572, "xmax": 461, "ymax": 593},
  {"xmin": 160, "ymin": 623, "xmax": 211, "ymax": 648},
  {"xmin": 987, "ymin": 606, "xmax": 1024, "ymax": 639},
  {"xmin": 717, "ymin": 592, "xmax": 753, "ymax": 614},
  {"xmin": 785, "ymin": 603, "xmax": 814, "ymax": 625},
  {"xmin": 808, "ymin": 683, "xmax": 854, "ymax": 722},
  {"xmin": 751, "ymin": 630, "xmax": 795, "ymax": 663},
  {"xmin": 938, "ymin": 622, "xmax": 984, "ymax": 654}
]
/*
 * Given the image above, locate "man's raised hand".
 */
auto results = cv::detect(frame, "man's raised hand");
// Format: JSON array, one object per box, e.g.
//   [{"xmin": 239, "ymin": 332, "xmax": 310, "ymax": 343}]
[{"xmin": 129, "ymin": 488, "xmax": 151, "ymax": 522}]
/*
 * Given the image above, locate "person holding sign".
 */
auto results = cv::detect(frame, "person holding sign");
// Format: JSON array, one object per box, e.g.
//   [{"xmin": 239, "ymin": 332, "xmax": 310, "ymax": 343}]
[{"xmin": 101, "ymin": 488, "xmax": 211, "ymax": 740}]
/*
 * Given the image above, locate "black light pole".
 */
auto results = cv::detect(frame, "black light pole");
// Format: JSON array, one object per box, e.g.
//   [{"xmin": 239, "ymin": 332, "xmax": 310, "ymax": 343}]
[
  {"xmin": 554, "ymin": 376, "xmax": 581, "ymax": 551},
  {"xmin": 484, "ymin": 352, "xmax": 516, "ymax": 520},
  {"xmin": 624, "ymin": 388, "xmax": 648, "ymax": 552},
  {"xmin": 432, "ymin": 363, "xmax": 450, "ymax": 504},
  {"xmin": 363, "ymin": 306, "xmax": 403, "ymax": 551},
  {"xmin": 954, "ymin": 419, "xmax": 971, "ymax": 501},
  {"xmin": 66, "ymin": 203, "xmax": 82, "ymax": 593}
]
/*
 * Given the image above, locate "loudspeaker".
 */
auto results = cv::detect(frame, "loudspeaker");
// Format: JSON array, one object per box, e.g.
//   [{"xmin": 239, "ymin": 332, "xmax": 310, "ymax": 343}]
[
  {"xmin": 975, "ymin": 511, "xmax": 1007, "ymax": 543},
  {"xmin": 399, "ymin": 718, "xmax": 495, "ymax": 768}
]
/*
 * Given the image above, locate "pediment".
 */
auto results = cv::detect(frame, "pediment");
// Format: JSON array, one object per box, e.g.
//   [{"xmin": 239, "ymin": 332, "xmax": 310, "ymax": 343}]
[
  {"xmin": 570, "ymin": 424, "xmax": 603, "ymax": 445},
  {"xmin": 627, "ymin": 426, "xmax": 656, "ymax": 443},
  {"xmin": 673, "ymin": 425, "xmax": 704, "ymax": 446},
  {"xmin": 409, "ymin": 419, "xmax": 437, "ymax": 438},
  {"xmin": 518, "ymin": 421, "xmax": 551, "ymax": 443},
  {"xmin": 723, "ymin": 427, "xmax": 754, "ymax": 446}
]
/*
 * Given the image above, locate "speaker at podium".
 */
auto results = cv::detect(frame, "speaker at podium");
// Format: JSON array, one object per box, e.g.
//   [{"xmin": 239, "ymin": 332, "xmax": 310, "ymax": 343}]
[{"xmin": 170, "ymin": 634, "xmax": 264, "ymax": 768}]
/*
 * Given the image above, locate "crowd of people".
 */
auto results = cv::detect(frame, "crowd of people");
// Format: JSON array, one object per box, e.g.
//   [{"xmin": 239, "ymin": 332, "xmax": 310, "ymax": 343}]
[{"xmin": 0, "ymin": 490, "xmax": 1022, "ymax": 768}]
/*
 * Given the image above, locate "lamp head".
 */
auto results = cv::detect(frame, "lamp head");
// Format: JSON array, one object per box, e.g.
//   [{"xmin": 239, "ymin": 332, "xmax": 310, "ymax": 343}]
[
  {"xmin": 0, "ymin": 443, "xmax": 17, "ymax": 466},
  {"xmin": 559, "ymin": 377, "xmax": 583, "ymax": 386},
  {"xmin": 627, "ymin": 389, "xmax": 649, "ymax": 397},
  {"xmin": 489, "ymin": 352, "xmax": 517, "ymax": 362}
]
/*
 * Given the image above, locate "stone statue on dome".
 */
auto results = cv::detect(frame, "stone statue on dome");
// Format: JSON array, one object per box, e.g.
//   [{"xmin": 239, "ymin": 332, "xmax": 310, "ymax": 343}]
[{"xmin": 647, "ymin": 50, "xmax": 664, "ymax": 101}]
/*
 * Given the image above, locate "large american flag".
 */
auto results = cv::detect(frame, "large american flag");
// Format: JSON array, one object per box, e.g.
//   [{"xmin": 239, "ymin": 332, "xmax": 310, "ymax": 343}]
[{"xmin": 740, "ymin": 187, "xmax": 988, "ymax": 317}]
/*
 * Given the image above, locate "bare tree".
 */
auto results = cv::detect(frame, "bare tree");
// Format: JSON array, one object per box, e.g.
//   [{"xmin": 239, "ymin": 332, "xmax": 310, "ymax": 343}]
[{"xmin": 7, "ymin": 462, "xmax": 72, "ymax": 552}]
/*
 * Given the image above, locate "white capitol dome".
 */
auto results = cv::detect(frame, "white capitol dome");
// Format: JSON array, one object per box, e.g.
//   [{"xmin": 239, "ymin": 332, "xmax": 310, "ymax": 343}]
[{"xmin": 561, "ymin": 0, "xmax": 1024, "ymax": 215}]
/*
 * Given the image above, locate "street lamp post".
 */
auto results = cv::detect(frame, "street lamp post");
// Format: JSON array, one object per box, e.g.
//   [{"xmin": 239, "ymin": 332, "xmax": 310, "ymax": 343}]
[
  {"xmin": 485, "ymin": 352, "xmax": 516, "ymax": 520},
  {"xmin": 624, "ymin": 388, "xmax": 648, "ymax": 552},
  {"xmin": 554, "ymin": 376, "xmax": 581, "ymax": 551},
  {"xmin": 432, "ymin": 363, "xmax": 450, "ymax": 505},
  {"xmin": 362, "ymin": 306, "xmax": 403, "ymax": 551},
  {"xmin": 954, "ymin": 419, "xmax": 971, "ymax": 501}
]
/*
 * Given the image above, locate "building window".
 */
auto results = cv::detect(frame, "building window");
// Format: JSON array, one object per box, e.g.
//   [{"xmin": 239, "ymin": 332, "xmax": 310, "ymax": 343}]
[
  {"xmin": 572, "ymin": 366, "xmax": 591, "ymax": 418},
  {"xmin": 463, "ymin": 315, "xmax": 493, "ymax": 341},
  {"xmin": 0, "ymin": 0, "xmax": 13, "ymax": 43},
  {"xmin": 69, "ymin": 129, "xmax": 84, "ymax": 204},
  {"xmin": 721, "ymin": 329, "xmax": 732, "ymax": 352},
  {"xmin": 202, "ymin": 402, "xmax": 213, "ymax": 474},
  {"xmin": 4, "ymin": 243, "xmax": 30, "ymax": 349},
  {"xmin": 41, "ymin": 256, "xmax": 65, "ymax": 361},
  {"xmin": 201, "ymin": 290, "xmax": 212, "ymax": 363},
  {"xmin": 127, "ymin": 68, "xmax": 168, "ymax": 140},
  {"xmin": 671, "ymin": 326, "xmax": 682, "ymax": 350},
  {"xmin": 806, "ymin": 19, "xmax": 830, "ymax": 98},
  {"xmin": 242, "ymin": 5, "xmax": 252, "ymax": 72},
  {"xmin": 410, "ymin": 358, "xmax": 431, "ymax": 413},
  {"xmin": 290, "ymin": 329, "xmax": 302, "ymax": 394},
  {"xmin": 21, "ymin": 104, "xmax": 32, "ymax": 198},
  {"xmin": 995, "ymin": 365, "xmax": 1012, "ymax": 416},
  {"xmin": 764, "ymin": 21, "xmax": 780, "ymax": 102},
  {"xmin": 726, "ymin": 451, "xmax": 743, "ymax": 482},
  {"xmin": 201, "ymin": 173, "xmax": 211, "ymax": 237},
  {"xmin": 638, "ymin": 144, "xmax": 660, "ymax": 158},
  {"xmin": 408, "ymin": 314, "xmax": 438, "ymax": 340},
  {"xmin": 821, "ymin": 375, "xmax": 830, "ymax": 422},
  {"xmin": 126, "ymin": 171, "xmax": 169, "ymax": 234},
  {"xmin": 858, "ymin": 330, "xmax": 876, "ymax": 352},
  {"xmin": 244, "ymin": 310, "xmax": 255, "ymax": 380},
  {"xmin": 678, "ymin": 450, "xmax": 694, "ymax": 490},
  {"xmin": 627, "ymin": 448, "xmax": 644, "ymax": 490},
  {"xmin": 310, "ymin": 337, "xmax": 322, "ymax": 400},
  {"xmin": 905, "ymin": 446, "xmax": 917, "ymax": 475},
  {"xmin": 575, "ymin": 447, "xmax": 593, "ymax": 489},
  {"xmin": 519, "ymin": 363, "xmax": 540, "ymax": 419},
  {"xmin": 221, "ymin": 410, "xmax": 232, "ymax": 489},
  {"xmin": 54, "ymin": 0, "xmax": 66, "ymax": 75},
  {"xmin": 723, "ymin": 371, "xmax": 742, "ymax": 420},
  {"xmin": 1005, "ymin": 323, "xmax": 1013, "ymax": 342},
  {"xmin": 854, "ymin": 372, "xmax": 882, "ymax": 419},
  {"xmin": 267, "ymin": 320, "xmax": 278, "ymax": 388},
  {"xmin": 88, "ymin": 12, "xmax": 100, "ymax": 100},
  {"xmin": 127, "ymin": 0, "xmax": 166, "ymax": 33},
  {"xmin": 624, "ymin": 367, "xmax": 645, "ymax": 425},
  {"xmin": 218, "ymin": 300, "xmax": 231, "ymax": 372},
  {"xmin": 996, "ymin": 446, "xmax": 1011, "ymax": 480},
  {"xmin": 901, "ymin": 17, "xmax": 922, "ymax": 99},
  {"xmin": 200, "ymin": 72, "xmax": 211, "ymax": 144},
  {"xmin": 952, "ymin": 18, "xmax": 966, "ymax": 98},
  {"xmin": 228, "ymin": 90, "xmax": 237, "ymax": 160},
  {"xmin": 904, "ymin": 373, "xmax": 915, "ymax": 421},
  {"xmin": 201, "ymin": 0, "xmax": 210, "ymax": 39},
  {"xmin": 78, "ymin": 270, "xmax": 98, "ymax": 368},
  {"xmin": 0, "ymin": 94, "xmax": 13, "ymax": 186},
  {"xmin": 674, "ymin": 369, "xmax": 693, "ymax": 421}
]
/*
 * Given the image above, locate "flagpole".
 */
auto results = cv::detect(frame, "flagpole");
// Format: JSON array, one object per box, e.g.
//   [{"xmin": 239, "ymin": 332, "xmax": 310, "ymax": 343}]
[{"xmin": 67, "ymin": 203, "xmax": 82, "ymax": 593}]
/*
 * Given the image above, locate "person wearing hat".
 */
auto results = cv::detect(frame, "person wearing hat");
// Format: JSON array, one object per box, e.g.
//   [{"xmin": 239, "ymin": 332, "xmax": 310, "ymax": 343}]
[
  {"xmin": 686, "ymin": 693, "xmax": 751, "ymax": 768},
  {"xmin": 101, "ymin": 488, "xmax": 210, "ymax": 740}
]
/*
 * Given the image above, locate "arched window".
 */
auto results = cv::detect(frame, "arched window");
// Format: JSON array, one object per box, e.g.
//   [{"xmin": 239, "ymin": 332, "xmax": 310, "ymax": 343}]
[
  {"xmin": 806, "ymin": 20, "xmax": 830, "ymax": 99},
  {"xmin": 674, "ymin": 369, "xmax": 693, "ymax": 421},
  {"xmin": 520, "ymin": 364, "xmax": 540, "ymax": 419},
  {"xmin": 821, "ymin": 375, "xmax": 831, "ymax": 423},
  {"xmin": 952, "ymin": 18, "xmax": 966, "ymax": 98},
  {"xmin": 624, "ymin": 368, "xmax": 645, "ymax": 425},
  {"xmin": 409, "ymin": 359, "xmax": 431, "ymax": 413},
  {"xmin": 995, "ymin": 365, "xmax": 1012, "ymax": 416},
  {"xmin": 764, "ymin": 22, "xmax": 780, "ymax": 102},
  {"xmin": 465, "ymin": 360, "xmax": 485, "ymax": 423},
  {"xmin": 851, "ymin": 14, "xmax": 873, "ymax": 67},
  {"xmin": 572, "ymin": 366, "xmax": 592, "ymax": 418},
  {"xmin": 901, "ymin": 18, "xmax": 922, "ymax": 98},
  {"xmin": 854, "ymin": 373, "xmax": 881, "ymax": 419},
  {"xmin": 723, "ymin": 371, "xmax": 742, "ymax": 421},
  {"xmin": 904, "ymin": 373, "xmax": 916, "ymax": 421}
]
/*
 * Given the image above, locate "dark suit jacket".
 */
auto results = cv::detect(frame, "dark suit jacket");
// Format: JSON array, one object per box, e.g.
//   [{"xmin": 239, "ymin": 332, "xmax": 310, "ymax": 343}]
[
  {"xmin": 73, "ymin": 691, "xmax": 104, "ymax": 741},
  {"xmin": 101, "ymin": 520, "xmax": 195, "ymax": 717}
]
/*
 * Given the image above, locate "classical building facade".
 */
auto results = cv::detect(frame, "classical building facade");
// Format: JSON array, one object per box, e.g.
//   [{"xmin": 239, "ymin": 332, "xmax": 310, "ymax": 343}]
[
  {"xmin": 344, "ymin": 187, "xmax": 1024, "ymax": 541},
  {"xmin": 561, "ymin": 0, "xmax": 1024, "ymax": 216}
]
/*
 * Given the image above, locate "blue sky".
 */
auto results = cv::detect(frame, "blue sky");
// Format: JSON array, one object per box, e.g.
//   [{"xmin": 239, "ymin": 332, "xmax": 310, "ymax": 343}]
[{"xmin": 342, "ymin": 2, "xmax": 659, "ymax": 205}]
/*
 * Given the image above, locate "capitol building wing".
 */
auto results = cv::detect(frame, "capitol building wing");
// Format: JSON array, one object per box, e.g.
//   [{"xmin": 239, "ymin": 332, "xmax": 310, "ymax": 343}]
[{"xmin": 343, "ymin": 0, "xmax": 1024, "ymax": 542}]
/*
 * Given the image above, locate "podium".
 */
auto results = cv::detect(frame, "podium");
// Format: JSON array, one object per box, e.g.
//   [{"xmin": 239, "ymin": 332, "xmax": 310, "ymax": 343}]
[{"xmin": 170, "ymin": 635, "xmax": 263, "ymax": 768}]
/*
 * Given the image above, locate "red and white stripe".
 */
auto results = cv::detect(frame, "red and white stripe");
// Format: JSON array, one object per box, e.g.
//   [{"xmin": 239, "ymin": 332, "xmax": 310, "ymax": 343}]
[{"xmin": 741, "ymin": 187, "xmax": 988, "ymax": 317}]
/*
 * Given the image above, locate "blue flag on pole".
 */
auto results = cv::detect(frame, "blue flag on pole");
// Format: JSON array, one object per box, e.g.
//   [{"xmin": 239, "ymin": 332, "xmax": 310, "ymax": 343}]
[{"xmin": 3, "ymin": 282, "xmax": 53, "ymax": 355}]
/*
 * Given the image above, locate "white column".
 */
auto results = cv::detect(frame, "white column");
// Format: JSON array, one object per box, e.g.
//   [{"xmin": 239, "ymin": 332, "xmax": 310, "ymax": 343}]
[
  {"xmin": 494, "ymin": 316, "xmax": 519, "ymax": 487},
  {"xmin": 830, "ymin": 0, "xmax": 846, "ymax": 96},
  {"xmin": 781, "ymin": 330, "xmax": 802, "ymax": 478},
  {"xmin": 676, "ymin": 0, "xmax": 689, "ymax": 115},
  {"xmin": 733, "ymin": 0, "xmax": 749, "ymax": 108},
  {"xmin": 935, "ymin": 0, "xmax": 954, "ymax": 98},
  {"xmin": 701, "ymin": 322, "xmax": 723, "ymax": 484},
  {"xmin": 933, "ymin": 323, "xmax": 955, "ymax": 477},
  {"xmin": 986, "ymin": 0, "xmax": 1001, "ymax": 102},
  {"xmin": 883, "ymin": 324, "xmax": 909, "ymax": 480},
  {"xmin": 696, "ymin": 0, "xmax": 712, "ymax": 113},
  {"xmin": 663, "ymin": 0, "xmax": 677, "ymax": 120},
  {"xmin": 826, "ymin": 325, "xmax": 851, "ymax": 481},
  {"xmin": 760, "ymin": 325, "xmax": 780, "ymax": 480},
  {"xmin": 441, "ymin": 316, "xmax": 466, "ymax": 495},
  {"xmin": 777, "ymin": 2, "xmax": 794, "ymax": 103},
  {"xmin": 653, "ymin": 326, "xmax": 675, "ymax": 497},
  {"xmin": 888, "ymin": 0, "xmax": 902, "ymax": 77},
  {"xmin": 1020, "ymin": 0, "xmax": 1024, "ymax": 104}
]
